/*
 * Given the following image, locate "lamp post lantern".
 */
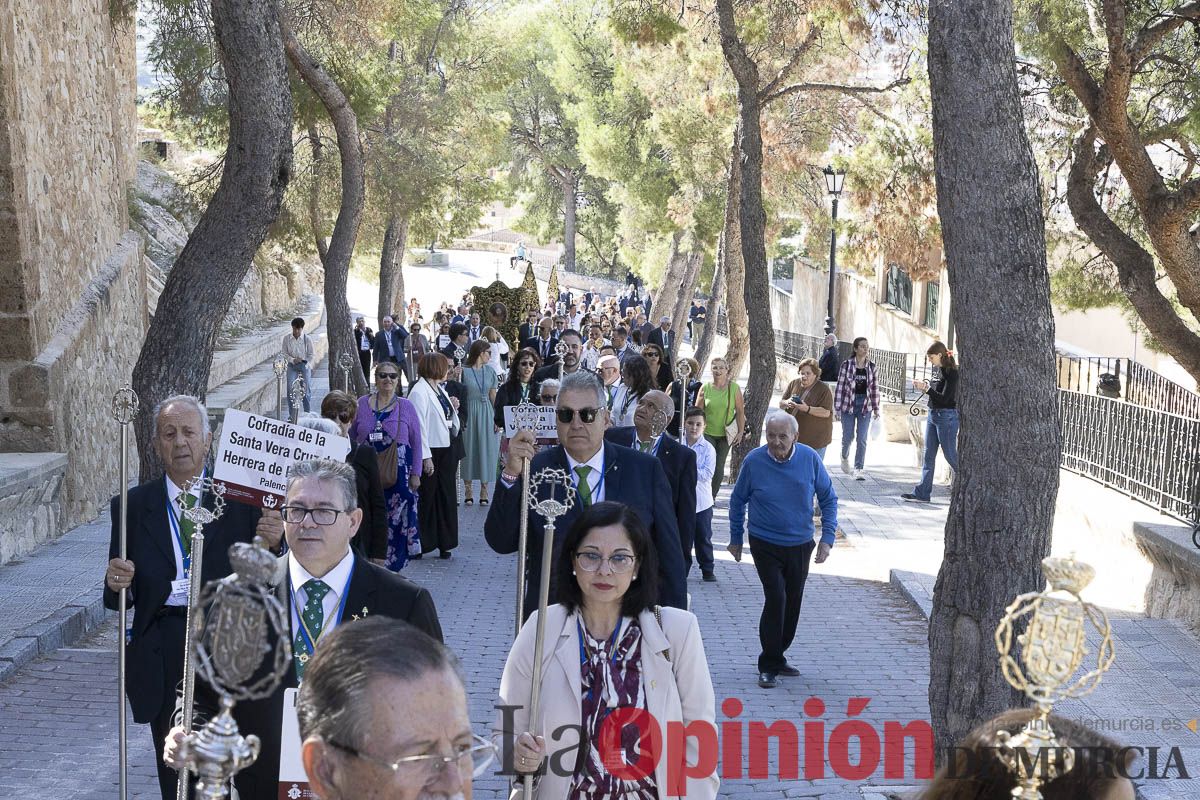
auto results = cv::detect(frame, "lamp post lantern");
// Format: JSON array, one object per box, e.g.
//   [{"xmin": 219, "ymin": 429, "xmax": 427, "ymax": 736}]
[{"xmin": 822, "ymin": 165, "xmax": 847, "ymax": 336}]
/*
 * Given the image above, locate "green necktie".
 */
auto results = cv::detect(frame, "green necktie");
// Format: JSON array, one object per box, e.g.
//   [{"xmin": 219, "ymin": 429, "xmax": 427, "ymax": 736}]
[
  {"xmin": 607, "ymin": 386, "xmax": 615, "ymax": 410},
  {"xmin": 179, "ymin": 493, "xmax": 197, "ymax": 557},
  {"xmin": 294, "ymin": 578, "xmax": 331, "ymax": 680},
  {"xmin": 574, "ymin": 466, "xmax": 593, "ymax": 507},
  {"xmin": 639, "ymin": 439, "xmax": 653, "ymax": 453}
]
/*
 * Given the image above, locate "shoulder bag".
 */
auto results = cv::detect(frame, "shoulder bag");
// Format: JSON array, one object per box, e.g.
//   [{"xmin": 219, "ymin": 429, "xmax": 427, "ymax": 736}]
[
  {"xmin": 722, "ymin": 383, "xmax": 738, "ymax": 441},
  {"xmin": 372, "ymin": 399, "xmax": 399, "ymax": 488}
]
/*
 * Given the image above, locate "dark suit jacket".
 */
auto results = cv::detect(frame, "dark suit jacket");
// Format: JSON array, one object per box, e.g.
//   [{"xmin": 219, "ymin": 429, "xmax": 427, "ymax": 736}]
[
  {"xmin": 494, "ymin": 380, "xmax": 542, "ymax": 428},
  {"xmin": 104, "ymin": 477, "xmax": 261, "ymax": 723},
  {"xmin": 443, "ymin": 379, "xmax": 468, "ymax": 459},
  {"xmin": 373, "ymin": 327, "xmax": 409, "ymax": 365},
  {"xmin": 522, "ymin": 336, "xmax": 559, "ymax": 365},
  {"xmin": 519, "ymin": 322, "xmax": 536, "ymax": 343},
  {"xmin": 440, "ymin": 341, "xmax": 469, "ymax": 367},
  {"xmin": 348, "ymin": 444, "xmax": 388, "ymax": 559},
  {"xmin": 604, "ymin": 428, "xmax": 697, "ymax": 567},
  {"xmin": 194, "ymin": 555, "xmax": 442, "ymax": 800},
  {"xmin": 484, "ymin": 442, "xmax": 686, "ymax": 618},
  {"xmin": 648, "ymin": 327, "xmax": 676, "ymax": 355}
]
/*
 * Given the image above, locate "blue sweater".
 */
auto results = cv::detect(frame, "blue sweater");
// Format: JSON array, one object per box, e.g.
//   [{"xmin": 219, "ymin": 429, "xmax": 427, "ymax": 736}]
[{"xmin": 728, "ymin": 444, "xmax": 838, "ymax": 547}]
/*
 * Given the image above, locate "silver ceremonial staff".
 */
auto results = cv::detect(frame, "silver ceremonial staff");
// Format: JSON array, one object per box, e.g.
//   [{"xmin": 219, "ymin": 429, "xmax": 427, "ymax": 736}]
[
  {"xmin": 522, "ymin": 469, "xmax": 576, "ymax": 800},
  {"xmin": 337, "ymin": 352, "xmax": 355, "ymax": 392},
  {"xmin": 674, "ymin": 359, "xmax": 692, "ymax": 442},
  {"xmin": 272, "ymin": 355, "xmax": 287, "ymax": 421},
  {"xmin": 175, "ymin": 477, "xmax": 227, "ymax": 800},
  {"xmin": 555, "ymin": 340, "xmax": 568, "ymax": 384},
  {"xmin": 289, "ymin": 375, "xmax": 307, "ymax": 423},
  {"xmin": 111, "ymin": 386, "xmax": 139, "ymax": 800},
  {"xmin": 511, "ymin": 401, "xmax": 542, "ymax": 638}
]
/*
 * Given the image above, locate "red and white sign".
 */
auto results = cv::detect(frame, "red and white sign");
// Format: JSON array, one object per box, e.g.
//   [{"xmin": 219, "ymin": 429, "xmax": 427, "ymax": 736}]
[{"xmin": 214, "ymin": 409, "xmax": 351, "ymax": 508}]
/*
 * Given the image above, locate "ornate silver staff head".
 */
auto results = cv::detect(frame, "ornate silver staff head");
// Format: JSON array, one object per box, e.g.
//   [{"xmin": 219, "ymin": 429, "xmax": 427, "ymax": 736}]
[
  {"xmin": 554, "ymin": 341, "xmax": 569, "ymax": 360},
  {"xmin": 289, "ymin": 376, "xmax": 307, "ymax": 408},
  {"xmin": 111, "ymin": 386, "xmax": 139, "ymax": 425},
  {"xmin": 527, "ymin": 467, "xmax": 577, "ymax": 526},
  {"xmin": 454, "ymin": 346, "xmax": 467, "ymax": 365},
  {"xmin": 177, "ymin": 537, "xmax": 289, "ymax": 797},
  {"xmin": 675, "ymin": 359, "xmax": 692, "ymax": 380},
  {"xmin": 337, "ymin": 352, "xmax": 354, "ymax": 370},
  {"xmin": 513, "ymin": 400, "xmax": 542, "ymax": 433},
  {"xmin": 272, "ymin": 355, "xmax": 287, "ymax": 378},
  {"xmin": 647, "ymin": 407, "xmax": 670, "ymax": 438},
  {"xmin": 180, "ymin": 477, "xmax": 227, "ymax": 530}
]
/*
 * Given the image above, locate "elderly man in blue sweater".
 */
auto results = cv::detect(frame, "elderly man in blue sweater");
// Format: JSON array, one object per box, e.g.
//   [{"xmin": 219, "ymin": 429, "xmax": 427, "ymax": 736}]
[{"xmin": 728, "ymin": 410, "xmax": 838, "ymax": 688}]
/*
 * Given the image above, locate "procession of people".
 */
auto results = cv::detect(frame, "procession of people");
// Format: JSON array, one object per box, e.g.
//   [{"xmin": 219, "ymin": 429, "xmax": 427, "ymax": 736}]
[{"xmin": 98, "ymin": 280, "xmax": 1066, "ymax": 800}]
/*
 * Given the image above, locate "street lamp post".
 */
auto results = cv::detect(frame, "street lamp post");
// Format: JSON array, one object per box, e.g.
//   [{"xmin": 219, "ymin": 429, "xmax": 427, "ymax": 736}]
[{"xmin": 823, "ymin": 165, "xmax": 847, "ymax": 336}]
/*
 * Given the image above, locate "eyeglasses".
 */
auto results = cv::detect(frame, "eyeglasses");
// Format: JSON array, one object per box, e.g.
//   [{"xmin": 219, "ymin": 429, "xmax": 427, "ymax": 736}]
[
  {"xmin": 280, "ymin": 506, "xmax": 352, "ymax": 525},
  {"xmin": 556, "ymin": 407, "xmax": 600, "ymax": 424},
  {"xmin": 518, "ymin": 361, "xmax": 535, "ymax": 368},
  {"xmin": 332, "ymin": 412, "xmax": 352, "ymax": 424},
  {"xmin": 575, "ymin": 552, "xmax": 637, "ymax": 573},
  {"xmin": 377, "ymin": 373, "xmax": 399, "ymax": 380},
  {"xmin": 327, "ymin": 733, "xmax": 498, "ymax": 783},
  {"xmin": 644, "ymin": 352, "xmax": 660, "ymax": 359}
]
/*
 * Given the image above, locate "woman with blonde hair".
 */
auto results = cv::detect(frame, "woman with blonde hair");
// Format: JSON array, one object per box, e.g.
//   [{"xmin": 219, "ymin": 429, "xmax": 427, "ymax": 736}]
[
  {"xmin": 481, "ymin": 325, "xmax": 509, "ymax": 380},
  {"xmin": 695, "ymin": 356, "xmax": 744, "ymax": 499}
]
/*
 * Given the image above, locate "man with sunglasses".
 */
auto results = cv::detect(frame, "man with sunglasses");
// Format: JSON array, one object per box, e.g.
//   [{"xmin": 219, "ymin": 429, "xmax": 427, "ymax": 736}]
[
  {"xmin": 485, "ymin": 371, "xmax": 687, "ymax": 619},
  {"xmin": 298, "ymin": 617, "xmax": 490, "ymax": 800},
  {"xmin": 163, "ymin": 459, "xmax": 442, "ymax": 800}
]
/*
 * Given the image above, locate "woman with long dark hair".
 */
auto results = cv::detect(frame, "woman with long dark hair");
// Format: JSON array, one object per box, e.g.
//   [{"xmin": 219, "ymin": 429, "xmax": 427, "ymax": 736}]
[
  {"xmin": 497, "ymin": 502, "xmax": 718, "ymax": 799},
  {"xmin": 613, "ymin": 353, "xmax": 654, "ymax": 428},
  {"xmin": 834, "ymin": 336, "xmax": 879, "ymax": 480},
  {"xmin": 903, "ymin": 341, "xmax": 959, "ymax": 502},
  {"xmin": 641, "ymin": 342, "xmax": 674, "ymax": 391}
]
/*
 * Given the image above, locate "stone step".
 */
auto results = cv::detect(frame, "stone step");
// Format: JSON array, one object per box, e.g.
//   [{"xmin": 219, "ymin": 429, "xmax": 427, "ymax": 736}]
[
  {"xmin": 0, "ymin": 452, "xmax": 68, "ymax": 565},
  {"xmin": 204, "ymin": 325, "xmax": 328, "ymax": 426}
]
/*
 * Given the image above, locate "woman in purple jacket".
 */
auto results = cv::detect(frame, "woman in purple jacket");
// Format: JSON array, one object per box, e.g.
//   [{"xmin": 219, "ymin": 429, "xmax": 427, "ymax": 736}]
[{"xmin": 351, "ymin": 362, "xmax": 423, "ymax": 570}]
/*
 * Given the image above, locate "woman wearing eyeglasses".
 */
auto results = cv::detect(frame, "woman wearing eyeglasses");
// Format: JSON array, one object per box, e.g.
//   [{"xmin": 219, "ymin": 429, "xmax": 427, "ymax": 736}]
[
  {"xmin": 494, "ymin": 348, "xmax": 543, "ymax": 470},
  {"xmin": 641, "ymin": 342, "xmax": 674, "ymax": 391},
  {"xmin": 349, "ymin": 363, "xmax": 422, "ymax": 570},
  {"xmin": 497, "ymin": 501, "xmax": 718, "ymax": 800}
]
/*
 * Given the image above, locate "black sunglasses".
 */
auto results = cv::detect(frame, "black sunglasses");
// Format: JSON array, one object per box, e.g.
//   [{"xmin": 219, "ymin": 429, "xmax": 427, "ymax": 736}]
[
  {"xmin": 376, "ymin": 372, "xmax": 399, "ymax": 380},
  {"xmin": 556, "ymin": 407, "xmax": 601, "ymax": 424}
]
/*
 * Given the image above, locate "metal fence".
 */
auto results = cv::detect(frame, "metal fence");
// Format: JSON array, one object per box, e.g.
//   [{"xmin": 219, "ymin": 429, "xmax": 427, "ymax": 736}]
[
  {"xmin": 1056, "ymin": 355, "xmax": 1200, "ymax": 419},
  {"xmin": 1060, "ymin": 390, "xmax": 1200, "ymax": 523}
]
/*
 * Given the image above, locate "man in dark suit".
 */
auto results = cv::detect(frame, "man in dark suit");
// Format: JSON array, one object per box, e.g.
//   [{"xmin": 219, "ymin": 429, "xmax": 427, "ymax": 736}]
[
  {"xmin": 604, "ymin": 390, "xmax": 697, "ymax": 571},
  {"xmin": 440, "ymin": 321, "xmax": 470, "ymax": 367},
  {"xmin": 352, "ymin": 316, "xmax": 374, "ymax": 380},
  {"xmin": 518, "ymin": 311, "xmax": 540, "ymax": 345},
  {"xmin": 532, "ymin": 329, "xmax": 586, "ymax": 384},
  {"xmin": 163, "ymin": 459, "xmax": 442, "ymax": 800},
  {"xmin": 104, "ymin": 395, "xmax": 281, "ymax": 800},
  {"xmin": 372, "ymin": 316, "xmax": 410, "ymax": 391},
  {"xmin": 522, "ymin": 317, "xmax": 558, "ymax": 364},
  {"xmin": 485, "ymin": 371, "xmax": 687, "ymax": 619},
  {"xmin": 648, "ymin": 316, "xmax": 677, "ymax": 359}
]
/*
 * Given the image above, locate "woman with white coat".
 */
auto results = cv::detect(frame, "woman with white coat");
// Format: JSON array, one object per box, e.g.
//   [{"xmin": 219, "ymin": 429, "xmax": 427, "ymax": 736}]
[
  {"xmin": 496, "ymin": 501, "xmax": 719, "ymax": 800},
  {"xmin": 407, "ymin": 352, "xmax": 461, "ymax": 559}
]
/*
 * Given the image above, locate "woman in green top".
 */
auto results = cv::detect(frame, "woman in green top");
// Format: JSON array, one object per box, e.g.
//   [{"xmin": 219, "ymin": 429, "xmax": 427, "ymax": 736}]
[{"xmin": 695, "ymin": 356, "xmax": 745, "ymax": 500}]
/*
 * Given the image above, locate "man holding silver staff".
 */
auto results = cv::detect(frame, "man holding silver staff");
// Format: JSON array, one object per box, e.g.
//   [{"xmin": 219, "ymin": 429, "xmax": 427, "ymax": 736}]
[
  {"xmin": 485, "ymin": 371, "xmax": 687, "ymax": 620},
  {"xmin": 103, "ymin": 394, "xmax": 281, "ymax": 800},
  {"xmin": 604, "ymin": 389, "xmax": 698, "ymax": 573},
  {"xmin": 162, "ymin": 458, "xmax": 443, "ymax": 800}
]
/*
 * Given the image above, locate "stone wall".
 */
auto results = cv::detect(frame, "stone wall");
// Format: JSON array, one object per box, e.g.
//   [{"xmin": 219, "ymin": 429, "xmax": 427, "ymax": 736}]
[{"xmin": 0, "ymin": 453, "xmax": 66, "ymax": 563}]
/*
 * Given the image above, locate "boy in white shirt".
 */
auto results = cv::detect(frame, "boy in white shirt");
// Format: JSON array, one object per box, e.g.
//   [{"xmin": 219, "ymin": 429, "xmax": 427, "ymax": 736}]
[{"xmin": 684, "ymin": 406, "xmax": 718, "ymax": 581}]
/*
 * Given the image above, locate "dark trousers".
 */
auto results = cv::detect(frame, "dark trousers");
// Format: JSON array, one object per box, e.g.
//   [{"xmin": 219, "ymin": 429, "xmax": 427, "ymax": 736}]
[
  {"xmin": 358, "ymin": 350, "xmax": 371, "ymax": 383},
  {"xmin": 749, "ymin": 536, "xmax": 815, "ymax": 674},
  {"xmin": 705, "ymin": 434, "xmax": 730, "ymax": 501},
  {"xmin": 694, "ymin": 506, "xmax": 714, "ymax": 572},
  {"xmin": 419, "ymin": 445, "xmax": 459, "ymax": 554},
  {"xmin": 148, "ymin": 614, "xmax": 186, "ymax": 800}
]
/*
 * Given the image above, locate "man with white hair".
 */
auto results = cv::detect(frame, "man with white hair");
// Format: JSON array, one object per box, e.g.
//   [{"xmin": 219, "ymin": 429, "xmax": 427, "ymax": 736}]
[
  {"xmin": 103, "ymin": 395, "xmax": 282, "ymax": 800},
  {"xmin": 727, "ymin": 411, "xmax": 837, "ymax": 689},
  {"xmin": 373, "ymin": 315, "xmax": 410, "ymax": 391},
  {"xmin": 818, "ymin": 333, "xmax": 840, "ymax": 384},
  {"xmin": 647, "ymin": 315, "xmax": 676, "ymax": 359}
]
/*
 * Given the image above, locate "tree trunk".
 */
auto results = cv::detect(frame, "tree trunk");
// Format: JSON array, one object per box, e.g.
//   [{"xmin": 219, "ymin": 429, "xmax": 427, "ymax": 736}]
[
  {"xmin": 284, "ymin": 27, "xmax": 369, "ymax": 397},
  {"xmin": 672, "ymin": 249, "xmax": 702, "ymax": 354},
  {"xmin": 927, "ymin": 0, "xmax": 1060, "ymax": 758},
  {"xmin": 719, "ymin": 137, "xmax": 748, "ymax": 377},
  {"xmin": 131, "ymin": 0, "xmax": 293, "ymax": 480},
  {"xmin": 693, "ymin": 238, "xmax": 724, "ymax": 370},
  {"xmin": 652, "ymin": 230, "xmax": 687, "ymax": 329},
  {"xmin": 379, "ymin": 213, "xmax": 410, "ymax": 325},
  {"xmin": 562, "ymin": 175, "xmax": 578, "ymax": 271},
  {"xmin": 307, "ymin": 124, "xmax": 329, "ymax": 265}
]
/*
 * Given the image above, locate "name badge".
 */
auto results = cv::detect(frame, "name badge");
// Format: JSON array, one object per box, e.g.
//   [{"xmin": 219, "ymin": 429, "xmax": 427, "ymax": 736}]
[
  {"xmin": 168, "ymin": 577, "xmax": 191, "ymax": 605},
  {"xmin": 368, "ymin": 431, "xmax": 383, "ymax": 443}
]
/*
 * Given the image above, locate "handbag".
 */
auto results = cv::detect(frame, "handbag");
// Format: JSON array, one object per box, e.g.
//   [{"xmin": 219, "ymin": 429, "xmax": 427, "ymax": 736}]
[
  {"xmin": 376, "ymin": 441, "xmax": 398, "ymax": 488},
  {"xmin": 722, "ymin": 383, "xmax": 738, "ymax": 441}
]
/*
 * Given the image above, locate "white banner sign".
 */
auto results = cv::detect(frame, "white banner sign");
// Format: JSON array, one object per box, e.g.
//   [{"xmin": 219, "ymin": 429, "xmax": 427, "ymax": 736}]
[
  {"xmin": 214, "ymin": 409, "xmax": 351, "ymax": 508},
  {"xmin": 278, "ymin": 688, "xmax": 316, "ymax": 799},
  {"xmin": 502, "ymin": 405, "xmax": 559, "ymax": 440}
]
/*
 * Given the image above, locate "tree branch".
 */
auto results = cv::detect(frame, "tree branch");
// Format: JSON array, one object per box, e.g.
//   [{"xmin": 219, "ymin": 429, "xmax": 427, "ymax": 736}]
[
  {"xmin": 758, "ymin": 25, "xmax": 820, "ymax": 100},
  {"xmin": 1130, "ymin": 2, "xmax": 1200, "ymax": 65},
  {"xmin": 762, "ymin": 75, "xmax": 910, "ymax": 106}
]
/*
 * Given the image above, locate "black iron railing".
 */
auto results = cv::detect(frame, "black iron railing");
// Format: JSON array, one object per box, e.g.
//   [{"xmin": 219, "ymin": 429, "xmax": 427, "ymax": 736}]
[
  {"xmin": 1060, "ymin": 390, "xmax": 1200, "ymax": 523},
  {"xmin": 1056, "ymin": 354, "xmax": 1200, "ymax": 419}
]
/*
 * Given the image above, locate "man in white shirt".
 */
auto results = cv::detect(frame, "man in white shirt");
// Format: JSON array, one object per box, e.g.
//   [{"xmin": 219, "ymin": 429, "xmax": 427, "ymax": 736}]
[
  {"xmin": 566, "ymin": 302, "xmax": 585, "ymax": 330},
  {"xmin": 597, "ymin": 354, "xmax": 624, "ymax": 413},
  {"xmin": 468, "ymin": 312, "xmax": 483, "ymax": 343},
  {"xmin": 282, "ymin": 317, "xmax": 316, "ymax": 422}
]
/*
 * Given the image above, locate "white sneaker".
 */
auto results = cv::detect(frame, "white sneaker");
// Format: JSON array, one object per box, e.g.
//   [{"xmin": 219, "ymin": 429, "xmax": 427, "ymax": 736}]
[
  {"xmin": 853, "ymin": 469, "xmax": 866, "ymax": 481},
  {"xmin": 840, "ymin": 457, "xmax": 851, "ymax": 474}
]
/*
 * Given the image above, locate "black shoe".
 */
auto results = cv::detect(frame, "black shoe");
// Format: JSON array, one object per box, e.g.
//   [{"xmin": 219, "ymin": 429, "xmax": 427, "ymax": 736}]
[
  {"xmin": 901, "ymin": 493, "xmax": 931, "ymax": 502},
  {"xmin": 464, "ymin": 498, "xmax": 474, "ymax": 506},
  {"xmin": 758, "ymin": 672, "xmax": 777, "ymax": 689},
  {"xmin": 439, "ymin": 550, "xmax": 453, "ymax": 560},
  {"xmin": 702, "ymin": 570, "xmax": 717, "ymax": 582},
  {"xmin": 778, "ymin": 664, "xmax": 800, "ymax": 677},
  {"xmin": 410, "ymin": 553, "xmax": 423, "ymax": 560}
]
